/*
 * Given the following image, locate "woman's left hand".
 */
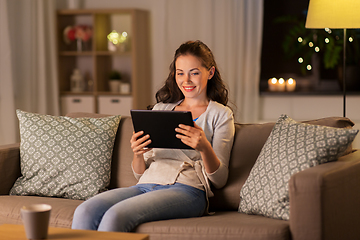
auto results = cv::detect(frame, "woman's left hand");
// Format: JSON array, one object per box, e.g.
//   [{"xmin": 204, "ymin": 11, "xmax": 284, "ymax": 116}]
[
  {"xmin": 177, "ymin": 122, "xmax": 221, "ymax": 174},
  {"xmin": 175, "ymin": 122, "xmax": 211, "ymax": 152}
]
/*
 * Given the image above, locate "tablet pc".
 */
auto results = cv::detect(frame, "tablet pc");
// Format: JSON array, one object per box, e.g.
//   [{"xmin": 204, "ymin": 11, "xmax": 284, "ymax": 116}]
[{"xmin": 130, "ymin": 110, "xmax": 194, "ymax": 149}]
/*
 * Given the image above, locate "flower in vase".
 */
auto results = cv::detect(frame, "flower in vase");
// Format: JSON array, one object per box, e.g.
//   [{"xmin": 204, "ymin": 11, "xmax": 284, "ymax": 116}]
[
  {"xmin": 63, "ymin": 25, "xmax": 93, "ymax": 44},
  {"xmin": 75, "ymin": 25, "xmax": 92, "ymax": 42}
]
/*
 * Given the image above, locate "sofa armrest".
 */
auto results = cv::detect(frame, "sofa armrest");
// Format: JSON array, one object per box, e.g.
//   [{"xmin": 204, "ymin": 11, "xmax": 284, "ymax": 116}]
[
  {"xmin": 0, "ymin": 143, "xmax": 21, "ymax": 195},
  {"xmin": 289, "ymin": 149, "xmax": 360, "ymax": 240}
]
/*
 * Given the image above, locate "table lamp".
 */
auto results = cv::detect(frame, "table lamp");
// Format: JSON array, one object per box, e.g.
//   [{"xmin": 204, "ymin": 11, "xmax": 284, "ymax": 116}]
[{"xmin": 305, "ymin": 0, "xmax": 360, "ymax": 117}]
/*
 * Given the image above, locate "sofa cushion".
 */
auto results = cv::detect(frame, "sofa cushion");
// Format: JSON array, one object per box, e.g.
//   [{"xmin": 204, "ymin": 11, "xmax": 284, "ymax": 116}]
[
  {"xmin": 0, "ymin": 195, "xmax": 82, "ymax": 228},
  {"xmin": 65, "ymin": 113, "xmax": 137, "ymax": 189},
  {"xmin": 0, "ymin": 143, "xmax": 21, "ymax": 195},
  {"xmin": 209, "ymin": 116, "xmax": 356, "ymax": 211},
  {"xmin": 10, "ymin": 110, "xmax": 121, "ymax": 200},
  {"xmin": 238, "ymin": 114, "xmax": 358, "ymax": 220},
  {"xmin": 135, "ymin": 212, "xmax": 290, "ymax": 240}
]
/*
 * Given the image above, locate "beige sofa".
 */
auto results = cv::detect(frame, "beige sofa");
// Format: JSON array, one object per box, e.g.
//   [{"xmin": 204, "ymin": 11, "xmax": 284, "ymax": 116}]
[{"xmin": 1, "ymin": 113, "xmax": 360, "ymax": 240}]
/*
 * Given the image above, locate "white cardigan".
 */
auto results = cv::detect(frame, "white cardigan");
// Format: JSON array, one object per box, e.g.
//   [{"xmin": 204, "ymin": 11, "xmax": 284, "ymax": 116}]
[{"xmin": 133, "ymin": 100, "xmax": 235, "ymax": 198}]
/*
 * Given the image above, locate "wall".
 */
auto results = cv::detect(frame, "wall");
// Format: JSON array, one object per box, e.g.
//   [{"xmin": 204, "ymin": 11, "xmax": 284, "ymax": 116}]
[{"xmin": 260, "ymin": 95, "xmax": 360, "ymax": 149}]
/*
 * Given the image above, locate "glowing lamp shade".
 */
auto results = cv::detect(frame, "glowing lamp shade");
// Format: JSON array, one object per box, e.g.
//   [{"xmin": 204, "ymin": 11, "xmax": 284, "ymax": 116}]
[
  {"xmin": 306, "ymin": 0, "xmax": 360, "ymax": 29},
  {"xmin": 305, "ymin": 0, "xmax": 360, "ymax": 117}
]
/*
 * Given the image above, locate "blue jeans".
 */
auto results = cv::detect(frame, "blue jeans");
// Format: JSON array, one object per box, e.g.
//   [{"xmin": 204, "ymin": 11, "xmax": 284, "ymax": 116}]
[{"xmin": 71, "ymin": 183, "xmax": 207, "ymax": 232}]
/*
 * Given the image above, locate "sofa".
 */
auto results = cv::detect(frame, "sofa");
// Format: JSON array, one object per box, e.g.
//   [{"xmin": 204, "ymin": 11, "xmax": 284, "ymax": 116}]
[{"xmin": 1, "ymin": 112, "xmax": 360, "ymax": 240}]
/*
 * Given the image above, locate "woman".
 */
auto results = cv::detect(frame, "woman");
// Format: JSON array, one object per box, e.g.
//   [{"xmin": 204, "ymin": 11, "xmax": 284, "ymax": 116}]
[{"xmin": 72, "ymin": 40, "xmax": 235, "ymax": 232}]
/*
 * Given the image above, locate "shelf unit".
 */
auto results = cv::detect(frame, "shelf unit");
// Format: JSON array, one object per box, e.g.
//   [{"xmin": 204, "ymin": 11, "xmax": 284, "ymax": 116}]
[{"xmin": 56, "ymin": 9, "xmax": 151, "ymax": 116}]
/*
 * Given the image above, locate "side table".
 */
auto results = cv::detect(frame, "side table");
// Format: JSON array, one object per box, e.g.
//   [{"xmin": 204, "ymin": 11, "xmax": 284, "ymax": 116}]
[{"xmin": 0, "ymin": 224, "xmax": 149, "ymax": 240}]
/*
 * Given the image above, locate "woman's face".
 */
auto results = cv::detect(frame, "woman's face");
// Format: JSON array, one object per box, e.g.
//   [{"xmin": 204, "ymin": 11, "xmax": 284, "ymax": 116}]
[{"xmin": 175, "ymin": 54, "xmax": 214, "ymax": 102}]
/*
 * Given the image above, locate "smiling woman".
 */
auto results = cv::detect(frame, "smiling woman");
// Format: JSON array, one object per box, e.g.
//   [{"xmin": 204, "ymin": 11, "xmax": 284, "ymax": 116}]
[
  {"xmin": 174, "ymin": 54, "xmax": 215, "ymax": 110},
  {"xmin": 156, "ymin": 41, "xmax": 228, "ymax": 108},
  {"xmin": 72, "ymin": 40, "xmax": 235, "ymax": 233}
]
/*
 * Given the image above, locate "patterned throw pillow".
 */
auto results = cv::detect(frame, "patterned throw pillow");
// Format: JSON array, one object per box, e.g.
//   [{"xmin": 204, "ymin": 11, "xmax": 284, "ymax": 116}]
[
  {"xmin": 238, "ymin": 114, "xmax": 358, "ymax": 220},
  {"xmin": 10, "ymin": 110, "xmax": 121, "ymax": 200}
]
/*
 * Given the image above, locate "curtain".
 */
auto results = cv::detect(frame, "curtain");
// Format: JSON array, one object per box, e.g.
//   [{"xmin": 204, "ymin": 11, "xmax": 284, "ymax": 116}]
[
  {"xmin": 0, "ymin": 0, "xmax": 59, "ymax": 145},
  {"xmin": 0, "ymin": 0, "xmax": 17, "ymax": 144},
  {"xmin": 158, "ymin": 0, "xmax": 263, "ymax": 123}
]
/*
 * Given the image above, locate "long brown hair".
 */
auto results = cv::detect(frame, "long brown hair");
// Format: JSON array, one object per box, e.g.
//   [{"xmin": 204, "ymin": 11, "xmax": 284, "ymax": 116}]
[{"xmin": 155, "ymin": 40, "xmax": 229, "ymax": 106}]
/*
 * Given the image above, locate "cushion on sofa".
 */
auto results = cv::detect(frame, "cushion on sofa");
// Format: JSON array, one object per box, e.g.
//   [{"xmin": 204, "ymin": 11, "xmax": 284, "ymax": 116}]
[
  {"xmin": 238, "ymin": 114, "xmax": 359, "ymax": 220},
  {"xmin": 65, "ymin": 113, "xmax": 137, "ymax": 189},
  {"xmin": 209, "ymin": 116, "xmax": 355, "ymax": 211},
  {"xmin": 0, "ymin": 195, "xmax": 82, "ymax": 228},
  {"xmin": 10, "ymin": 110, "xmax": 121, "ymax": 200},
  {"xmin": 136, "ymin": 212, "xmax": 290, "ymax": 240}
]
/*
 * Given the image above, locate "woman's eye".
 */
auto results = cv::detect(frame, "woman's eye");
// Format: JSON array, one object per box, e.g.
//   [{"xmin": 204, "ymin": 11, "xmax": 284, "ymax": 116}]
[
  {"xmin": 177, "ymin": 72, "xmax": 184, "ymax": 76},
  {"xmin": 191, "ymin": 72, "xmax": 199, "ymax": 76}
]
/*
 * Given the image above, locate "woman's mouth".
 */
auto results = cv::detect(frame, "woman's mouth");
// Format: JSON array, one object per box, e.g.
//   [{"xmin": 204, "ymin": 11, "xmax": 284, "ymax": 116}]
[{"xmin": 183, "ymin": 86, "xmax": 196, "ymax": 92}]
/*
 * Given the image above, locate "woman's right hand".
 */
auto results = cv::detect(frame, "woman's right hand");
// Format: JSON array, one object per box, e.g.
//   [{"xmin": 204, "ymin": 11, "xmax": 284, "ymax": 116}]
[{"xmin": 130, "ymin": 131, "xmax": 152, "ymax": 156}]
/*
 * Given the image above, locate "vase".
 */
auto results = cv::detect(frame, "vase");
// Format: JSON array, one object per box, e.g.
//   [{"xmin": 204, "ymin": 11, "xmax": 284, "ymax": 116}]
[
  {"xmin": 120, "ymin": 82, "xmax": 131, "ymax": 94},
  {"xmin": 109, "ymin": 80, "xmax": 121, "ymax": 93},
  {"xmin": 76, "ymin": 39, "xmax": 82, "ymax": 52},
  {"xmin": 70, "ymin": 69, "xmax": 85, "ymax": 92}
]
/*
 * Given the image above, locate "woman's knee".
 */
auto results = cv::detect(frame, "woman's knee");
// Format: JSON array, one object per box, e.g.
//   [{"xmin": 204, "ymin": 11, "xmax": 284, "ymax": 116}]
[
  {"xmin": 98, "ymin": 208, "xmax": 135, "ymax": 232},
  {"xmin": 72, "ymin": 201, "xmax": 101, "ymax": 230}
]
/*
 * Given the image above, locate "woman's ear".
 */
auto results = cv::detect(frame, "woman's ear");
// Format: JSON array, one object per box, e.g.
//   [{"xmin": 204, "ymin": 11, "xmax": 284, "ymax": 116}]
[{"xmin": 208, "ymin": 66, "xmax": 215, "ymax": 80}]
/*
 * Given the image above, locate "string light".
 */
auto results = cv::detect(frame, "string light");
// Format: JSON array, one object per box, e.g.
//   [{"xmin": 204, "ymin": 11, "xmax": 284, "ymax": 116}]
[
  {"xmin": 107, "ymin": 30, "xmax": 128, "ymax": 45},
  {"xmin": 325, "ymin": 38, "xmax": 330, "ymax": 43},
  {"xmin": 107, "ymin": 30, "xmax": 120, "ymax": 44},
  {"xmin": 119, "ymin": 32, "xmax": 128, "ymax": 43},
  {"xmin": 298, "ymin": 57, "xmax": 304, "ymax": 63},
  {"xmin": 298, "ymin": 37, "xmax": 303, "ymax": 43},
  {"xmin": 315, "ymin": 47, "xmax": 320, "ymax": 52},
  {"xmin": 325, "ymin": 28, "xmax": 332, "ymax": 34},
  {"xmin": 307, "ymin": 65, "xmax": 312, "ymax": 71}
]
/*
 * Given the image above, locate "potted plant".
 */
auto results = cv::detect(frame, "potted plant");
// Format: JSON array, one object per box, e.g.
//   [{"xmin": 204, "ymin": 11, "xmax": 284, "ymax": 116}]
[
  {"xmin": 275, "ymin": 14, "xmax": 360, "ymax": 89},
  {"xmin": 108, "ymin": 70, "xmax": 122, "ymax": 93}
]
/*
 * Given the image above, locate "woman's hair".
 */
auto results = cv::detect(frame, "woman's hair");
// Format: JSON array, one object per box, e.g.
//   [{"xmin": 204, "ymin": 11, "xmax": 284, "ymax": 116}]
[{"xmin": 155, "ymin": 40, "xmax": 229, "ymax": 106}]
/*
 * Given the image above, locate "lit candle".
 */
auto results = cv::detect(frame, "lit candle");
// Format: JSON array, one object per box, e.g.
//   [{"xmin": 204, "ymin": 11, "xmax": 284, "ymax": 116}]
[
  {"xmin": 278, "ymin": 78, "xmax": 286, "ymax": 91},
  {"xmin": 268, "ymin": 78, "xmax": 278, "ymax": 91},
  {"xmin": 286, "ymin": 78, "xmax": 296, "ymax": 92}
]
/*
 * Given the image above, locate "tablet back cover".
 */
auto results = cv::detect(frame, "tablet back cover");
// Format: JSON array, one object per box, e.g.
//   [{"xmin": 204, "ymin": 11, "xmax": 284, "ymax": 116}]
[{"xmin": 130, "ymin": 110, "xmax": 194, "ymax": 149}]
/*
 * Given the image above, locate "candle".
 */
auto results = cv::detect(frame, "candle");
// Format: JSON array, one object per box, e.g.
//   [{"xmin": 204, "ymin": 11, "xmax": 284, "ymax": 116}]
[
  {"xmin": 268, "ymin": 78, "xmax": 278, "ymax": 91},
  {"xmin": 278, "ymin": 78, "xmax": 286, "ymax": 91},
  {"xmin": 286, "ymin": 78, "xmax": 296, "ymax": 92}
]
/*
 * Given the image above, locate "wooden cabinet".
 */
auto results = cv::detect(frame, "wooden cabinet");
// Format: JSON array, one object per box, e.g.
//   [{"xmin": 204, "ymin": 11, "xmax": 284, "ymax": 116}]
[
  {"xmin": 56, "ymin": 9, "xmax": 151, "ymax": 115},
  {"xmin": 60, "ymin": 95, "xmax": 94, "ymax": 114},
  {"xmin": 98, "ymin": 95, "xmax": 132, "ymax": 116}
]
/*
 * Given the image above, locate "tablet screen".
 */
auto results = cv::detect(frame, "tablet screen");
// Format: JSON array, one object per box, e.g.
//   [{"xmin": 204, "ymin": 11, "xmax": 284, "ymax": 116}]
[{"xmin": 130, "ymin": 110, "xmax": 194, "ymax": 149}]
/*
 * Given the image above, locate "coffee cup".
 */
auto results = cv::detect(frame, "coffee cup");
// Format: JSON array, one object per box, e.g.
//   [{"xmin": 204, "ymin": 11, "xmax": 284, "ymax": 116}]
[{"xmin": 21, "ymin": 204, "xmax": 52, "ymax": 239}]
